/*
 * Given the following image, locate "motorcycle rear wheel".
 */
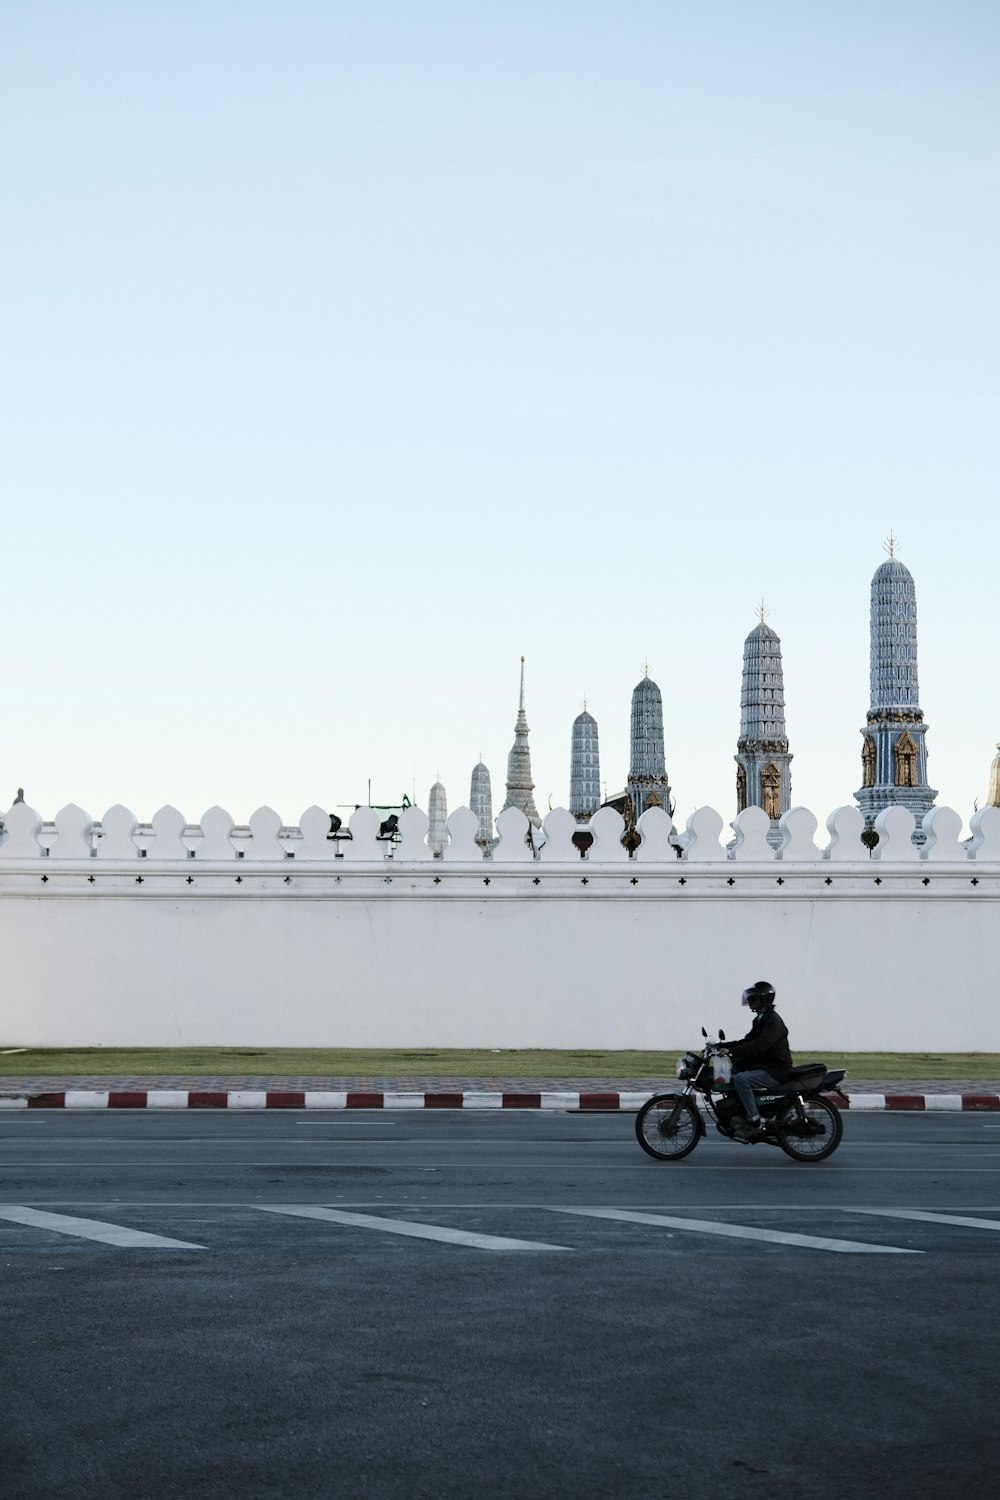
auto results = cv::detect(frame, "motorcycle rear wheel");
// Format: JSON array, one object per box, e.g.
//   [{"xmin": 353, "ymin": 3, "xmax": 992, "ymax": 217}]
[
  {"xmin": 775, "ymin": 1096, "xmax": 843, "ymax": 1162},
  {"xmin": 635, "ymin": 1094, "xmax": 700, "ymax": 1161}
]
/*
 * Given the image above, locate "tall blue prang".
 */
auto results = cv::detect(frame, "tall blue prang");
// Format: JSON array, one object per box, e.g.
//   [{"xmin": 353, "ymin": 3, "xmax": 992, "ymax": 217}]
[
  {"xmin": 735, "ymin": 615, "xmax": 792, "ymax": 846},
  {"xmin": 569, "ymin": 706, "xmax": 600, "ymax": 821},
  {"xmin": 855, "ymin": 550, "xmax": 937, "ymax": 833},
  {"xmin": 626, "ymin": 670, "xmax": 673, "ymax": 825}
]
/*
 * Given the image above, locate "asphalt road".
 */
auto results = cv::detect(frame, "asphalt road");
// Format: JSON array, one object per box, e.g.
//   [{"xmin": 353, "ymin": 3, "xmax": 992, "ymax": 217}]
[{"xmin": 3, "ymin": 1110, "xmax": 999, "ymax": 1499}]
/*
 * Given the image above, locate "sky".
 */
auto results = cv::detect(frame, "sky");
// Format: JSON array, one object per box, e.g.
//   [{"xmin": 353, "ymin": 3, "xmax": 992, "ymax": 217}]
[{"xmin": 1, "ymin": 1, "xmax": 998, "ymax": 831}]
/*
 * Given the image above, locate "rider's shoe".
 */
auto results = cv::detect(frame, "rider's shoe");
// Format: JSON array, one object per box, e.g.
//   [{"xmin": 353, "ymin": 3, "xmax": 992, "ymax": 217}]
[{"xmin": 743, "ymin": 1117, "xmax": 766, "ymax": 1140}]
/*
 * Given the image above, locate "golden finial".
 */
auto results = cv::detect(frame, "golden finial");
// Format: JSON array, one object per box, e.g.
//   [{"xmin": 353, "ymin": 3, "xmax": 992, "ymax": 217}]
[
  {"xmin": 883, "ymin": 531, "xmax": 898, "ymax": 559},
  {"xmin": 642, "ymin": 657, "xmax": 651, "ymax": 678},
  {"xmin": 756, "ymin": 598, "xmax": 769, "ymax": 624},
  {"xmin": 581, "ymin": 695, "xmax": 588, "ymax": 712}
]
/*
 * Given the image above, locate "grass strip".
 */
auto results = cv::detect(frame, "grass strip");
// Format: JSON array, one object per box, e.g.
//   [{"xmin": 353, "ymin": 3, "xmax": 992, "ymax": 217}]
[{"xmin": 1, "ymin": 1048, "xmax": 999, "ymax": 1080}]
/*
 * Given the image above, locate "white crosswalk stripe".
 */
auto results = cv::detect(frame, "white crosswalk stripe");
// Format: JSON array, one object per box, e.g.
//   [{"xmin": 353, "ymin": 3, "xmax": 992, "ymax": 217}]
[
  {"xmin": 0, "ymin": 1205, "xmax": 205, "ymax": 1248},
  {"xmin": 254, "ymin": 1204, "xmax": 572, "ymax": 1251},
  {"xmin": 543, "ymin": 1206, "xmax": 921, "ymax": 1254},
  {"xmin": 847, "ymin": 1207, "xmax": 1000, "ymax": 1232},
  {"xmin": 3, "ymin": 1202, "xmax": 995, "ymax": 1254}
]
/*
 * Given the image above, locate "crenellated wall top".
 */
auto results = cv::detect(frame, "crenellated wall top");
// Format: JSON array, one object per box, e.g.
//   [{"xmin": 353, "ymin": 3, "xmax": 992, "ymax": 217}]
[{"xmin": 1, "ymin": 800, "xmax": 998, "ymax": 867}]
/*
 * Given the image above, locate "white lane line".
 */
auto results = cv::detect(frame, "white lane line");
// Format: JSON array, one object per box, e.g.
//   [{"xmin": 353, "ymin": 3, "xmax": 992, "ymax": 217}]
[
  {"xmin": 543, "ymin": 1206, "xmax": 920, "ymax": 1255},
  {"xmin": 0, "ymin": 1205, "xmax": 205, "ymax": 1248},
  {"xmin": 6, "ymin": 1162, "xmax": 1000, "ymax": 1173},
  {"xmin": 254, "ymin": 1204, "xmax": 571, "ymax": 1252},
  {"xmin": 847, "ymin": 1208, "xmax": 1000, "ymax": 1232}
]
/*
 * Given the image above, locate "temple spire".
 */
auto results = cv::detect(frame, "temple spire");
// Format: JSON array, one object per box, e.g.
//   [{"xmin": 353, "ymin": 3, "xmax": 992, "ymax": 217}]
[
  {"xmin": 470, "ymin": 759, "xmax": 494, "ymax": 847},
  {"xmin": 428, "ymin": 779, "xmax": 448, "ymax": 855},
  {"xmin": 502, "ymin": 657, "xmax": 541, "ymax": 827},
  {"xmin": 569, "ymin": 701, "xmax": 600, "ymax": 822},
  {"xmin": 625, "ymin": 668, "xmax": 672, "ymax": 830},
  {"xmin": 734, "ymin": 612, "xmax": 792, "ymax": 842},
  {"xmin": 855, "ymin": 550, "xmax": 936, "ymax": 834}
]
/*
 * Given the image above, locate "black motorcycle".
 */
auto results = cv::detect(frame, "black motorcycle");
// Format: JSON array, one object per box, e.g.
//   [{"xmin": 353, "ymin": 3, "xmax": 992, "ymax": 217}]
[{"xmin": 635, "ymin": 1030, "xmax": 848, "ymax": 1163}]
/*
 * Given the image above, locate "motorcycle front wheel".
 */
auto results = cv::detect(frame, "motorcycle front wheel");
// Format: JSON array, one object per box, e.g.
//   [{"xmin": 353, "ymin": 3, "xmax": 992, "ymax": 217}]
[
  {"xmin": 635, "ymin": 1093, "xmax": 700, "ymax": 1161},
  {"xmin": 774, "ymin": 1096, "xmax": 843, "ymax": 1162}
]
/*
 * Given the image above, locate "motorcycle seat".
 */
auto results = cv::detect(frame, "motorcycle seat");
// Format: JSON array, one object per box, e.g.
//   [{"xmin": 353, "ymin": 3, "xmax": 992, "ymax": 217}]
[{"xmin": 770, "ymin": 1064, "xmax": 827, "ymax": 1094}]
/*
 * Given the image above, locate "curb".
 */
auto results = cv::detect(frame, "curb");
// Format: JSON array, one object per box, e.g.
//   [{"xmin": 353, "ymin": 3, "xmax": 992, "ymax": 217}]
[{"xmin": 1, "ymin": 1090, "xmax": 999, "ymax": 1112}]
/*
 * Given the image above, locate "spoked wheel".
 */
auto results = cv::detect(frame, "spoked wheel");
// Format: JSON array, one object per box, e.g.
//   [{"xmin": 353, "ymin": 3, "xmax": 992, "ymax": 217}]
[
  {"xmin": 775, "ymin": 1096, "xmax": 843, "ymax": 1162},
  {"xmin": 635, "ymin": 1093, "xmax": 700, "ymax": 1161}
]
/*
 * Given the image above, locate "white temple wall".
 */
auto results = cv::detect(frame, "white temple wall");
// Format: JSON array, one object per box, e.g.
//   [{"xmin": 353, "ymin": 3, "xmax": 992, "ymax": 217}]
[
  {"xmin": 1, "ymin": 874, "xmax": 998, "ymax": 1052},
  {"xmin": 1, "ymin": 800, "xmax": 998, "ymax": 1051}
]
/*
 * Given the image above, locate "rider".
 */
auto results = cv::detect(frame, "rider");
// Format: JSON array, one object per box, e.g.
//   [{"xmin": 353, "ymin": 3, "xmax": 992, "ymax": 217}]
[{"xmin": 724, "ymin": 980, "xmax": 793, "ymax": 1139}]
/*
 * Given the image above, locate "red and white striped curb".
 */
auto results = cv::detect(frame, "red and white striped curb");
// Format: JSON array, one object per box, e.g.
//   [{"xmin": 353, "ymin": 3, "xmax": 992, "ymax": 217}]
[{"xmin": 0, "ymin": 1090, "xmax": 998, "ymax": 1111}]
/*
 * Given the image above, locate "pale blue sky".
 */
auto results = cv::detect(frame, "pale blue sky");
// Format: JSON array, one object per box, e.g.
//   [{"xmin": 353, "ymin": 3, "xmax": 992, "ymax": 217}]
[{"xmin": 2, "ymin": 2, "xmax": 997, "ymax": 828}]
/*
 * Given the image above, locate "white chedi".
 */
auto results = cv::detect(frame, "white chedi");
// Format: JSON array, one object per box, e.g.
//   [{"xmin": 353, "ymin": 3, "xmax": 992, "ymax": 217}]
[
  {"xmin": 469, "ymin": 761, "xmax": 493, "ymax": 848},
  {"xmin": 428, "ymin": 781, "xmax": 448, "ymax": 855}
]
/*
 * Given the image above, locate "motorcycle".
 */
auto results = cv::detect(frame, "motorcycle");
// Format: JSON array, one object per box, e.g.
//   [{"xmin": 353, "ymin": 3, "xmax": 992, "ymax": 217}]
[{"xmin": 635, "ymin": 1029, "xmax": 848, "ymax": 1163}]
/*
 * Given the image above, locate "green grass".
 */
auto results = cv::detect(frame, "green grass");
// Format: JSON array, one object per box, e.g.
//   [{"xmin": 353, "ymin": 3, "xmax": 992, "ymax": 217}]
[
  {"xmin": 830, "ymin": 1053, "xmax": 1000, "ymax": 1080},
  {"xmin": 1, "ymin": 1047, "xmax": 999, "ymax": 1080}
]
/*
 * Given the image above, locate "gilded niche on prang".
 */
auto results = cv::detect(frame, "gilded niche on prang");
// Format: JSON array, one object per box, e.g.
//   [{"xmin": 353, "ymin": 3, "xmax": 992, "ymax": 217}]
[
  {"xmin": 893, "ymin": 730, "xmax": 919, "ymax": 788},
  {"xmin": 761, "ymin": 762, "xmax": 782, "ymax": 821},
  {"xmin": 861, "ymin": 735, "xmax": 876, "ymax": 788},
  {"xmin": 736, "ymin": 764, "xmax": 747, "ymax": 813}
]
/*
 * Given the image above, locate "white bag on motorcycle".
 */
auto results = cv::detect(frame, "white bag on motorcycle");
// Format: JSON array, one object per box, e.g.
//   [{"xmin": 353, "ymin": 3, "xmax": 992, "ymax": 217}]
[{"xmin": 712, "ymin": 1053, "xmax": 732, "ymax": 1086}]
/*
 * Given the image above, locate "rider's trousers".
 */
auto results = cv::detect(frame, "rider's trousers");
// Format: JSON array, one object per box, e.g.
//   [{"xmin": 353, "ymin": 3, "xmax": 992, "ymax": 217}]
[{"xmin": 733, "ymin": 1068, "xmax": 778, "ymax": 1120}]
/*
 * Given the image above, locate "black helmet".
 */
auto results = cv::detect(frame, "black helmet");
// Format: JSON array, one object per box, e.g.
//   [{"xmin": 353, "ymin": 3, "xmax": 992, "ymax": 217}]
[{"xmin": 742, "ymin": 980, "xmax": 776, "ymax": 1010}]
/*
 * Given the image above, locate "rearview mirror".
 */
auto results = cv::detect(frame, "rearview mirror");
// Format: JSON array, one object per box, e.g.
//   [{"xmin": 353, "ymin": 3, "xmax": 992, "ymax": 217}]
[
  {"xmin": 719, "ymin": 1030, "xmax": 726, "ymax": 1042},
  {"xmin": 701, "ymin": 1026, "xmax": 707, "ymax": 1038}
]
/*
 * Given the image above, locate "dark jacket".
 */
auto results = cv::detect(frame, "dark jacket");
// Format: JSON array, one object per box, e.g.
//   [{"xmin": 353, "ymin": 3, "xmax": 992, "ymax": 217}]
[{"xmin": 729, "ymin": 1007, "xmax": 793, "ymax": 1081}]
